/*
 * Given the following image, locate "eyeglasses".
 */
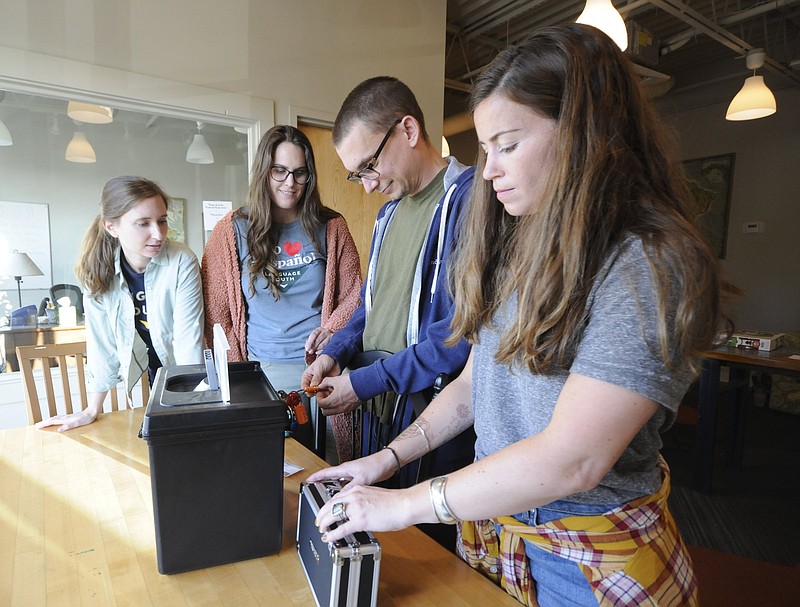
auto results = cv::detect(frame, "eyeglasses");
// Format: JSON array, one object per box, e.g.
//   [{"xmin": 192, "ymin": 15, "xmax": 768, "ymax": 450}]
[
  {"xmin": 347, "ymin": 118, "xmax": 402, "ymax": 183},
  {"xmin": 269, "ymin": 165, "xmax": 310, "ymax": 185}
]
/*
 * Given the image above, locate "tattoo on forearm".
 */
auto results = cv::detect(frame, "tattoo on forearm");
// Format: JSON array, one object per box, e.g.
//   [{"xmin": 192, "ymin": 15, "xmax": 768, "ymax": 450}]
[{"xmin": 393, "ymin": 402, "xmax": 472, "ymax": 452}]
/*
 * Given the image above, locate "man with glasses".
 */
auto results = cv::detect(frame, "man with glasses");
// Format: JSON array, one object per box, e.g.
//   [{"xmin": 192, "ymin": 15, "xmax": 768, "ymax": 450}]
[{"xmin": 302, "ymin": 76, "xmax": 475, "ymax": 547}]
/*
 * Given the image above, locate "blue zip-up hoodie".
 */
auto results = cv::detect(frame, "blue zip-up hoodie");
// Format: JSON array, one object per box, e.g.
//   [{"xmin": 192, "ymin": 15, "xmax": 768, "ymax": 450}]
[{"xmin": 322, "ymin": 159, "xmax": 474, "ymax": 401}]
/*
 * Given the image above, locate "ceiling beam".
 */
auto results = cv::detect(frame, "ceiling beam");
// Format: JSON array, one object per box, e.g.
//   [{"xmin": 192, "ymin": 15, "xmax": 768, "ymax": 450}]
[{"xmin": 649, "ymin": 0, "xmax": 800, "ymax": 85}]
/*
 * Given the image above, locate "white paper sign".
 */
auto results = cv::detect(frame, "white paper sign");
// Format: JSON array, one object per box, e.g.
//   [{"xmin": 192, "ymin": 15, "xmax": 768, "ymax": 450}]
[{"xmin": 202, "ymin": 200, "xmax": 233, "ymax": 236}]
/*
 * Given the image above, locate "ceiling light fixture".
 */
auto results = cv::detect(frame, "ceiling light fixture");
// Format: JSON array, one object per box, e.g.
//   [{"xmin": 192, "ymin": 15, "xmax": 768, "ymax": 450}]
[
  {"xmin": 725, "ymin": 49, "xmax": 777, "ymax": 121},
  {"xmin": 0, "ymin": 118, "xmax": 12, "ymax": 146},
  {"xmin": 0, "ymin": 91, "xmax": 12, "ymax": 146},
  {"xmin": 186, "ymin": 121, "xmax": 214, "ymax": 164},
  {"xmin": 576, "ymin": 0, "xmax": 629, "ymax": 51},
  {"xmin": 67, "ymin": 100, "xmax": 113, "ymax": 124},
  {"xmin": 65, "ymin": 130, "xmax": 97, "ymax": 163}
]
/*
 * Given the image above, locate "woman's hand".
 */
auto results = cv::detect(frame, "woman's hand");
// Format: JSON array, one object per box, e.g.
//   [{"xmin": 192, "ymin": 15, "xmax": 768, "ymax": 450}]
[
  {"xmin": 307, "ymin": 447, "xmax": 398, "ymax": 487},
  {"xmin": 304, "ymin": 327, "xmax": 334, "ymax": 360},
  {"xmin": 314, "ymin": 482, "xmax": 435, "ymax": 544},
  {"xmin": 35, "ymin": 409, "xmax": 99, "ymax": 432}
]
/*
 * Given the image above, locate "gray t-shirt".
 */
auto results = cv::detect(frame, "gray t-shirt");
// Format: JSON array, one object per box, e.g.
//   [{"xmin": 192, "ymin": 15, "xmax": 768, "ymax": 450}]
[
  {"xmin": 472, "ymin": 236, "xmax": 694, "ymax": 505},
  {"xmin": 234, "ymin": 216, "xmax": 327, "ymax": 363}
]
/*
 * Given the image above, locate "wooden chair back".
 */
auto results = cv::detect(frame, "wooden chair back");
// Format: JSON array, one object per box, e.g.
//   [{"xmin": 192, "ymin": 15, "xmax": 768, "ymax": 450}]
[{"xmin": 16, "ymin": 341, "xmax": 149, "ymax": 424}]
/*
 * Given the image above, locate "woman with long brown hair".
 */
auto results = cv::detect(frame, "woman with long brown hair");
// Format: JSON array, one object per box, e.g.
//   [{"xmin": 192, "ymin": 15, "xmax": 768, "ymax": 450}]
[
  {"xmin": 308, "ymin": 24, "xmax": 732, "ymax": 606},
  {"xmin": 202, "ymin": 125, "xmax": 361, "ymax": 460}
]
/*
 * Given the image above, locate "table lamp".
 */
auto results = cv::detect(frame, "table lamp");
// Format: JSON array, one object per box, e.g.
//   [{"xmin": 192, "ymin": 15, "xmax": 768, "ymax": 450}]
[{"xmin": 0, "ymin": 249, "xmax": 44, "ymax": 308}]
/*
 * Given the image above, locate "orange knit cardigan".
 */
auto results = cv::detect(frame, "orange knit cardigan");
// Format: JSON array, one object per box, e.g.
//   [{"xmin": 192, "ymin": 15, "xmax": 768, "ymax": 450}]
[{"xmin": 200, "ymin": 210, "xmax": 362, "ymax": 360}]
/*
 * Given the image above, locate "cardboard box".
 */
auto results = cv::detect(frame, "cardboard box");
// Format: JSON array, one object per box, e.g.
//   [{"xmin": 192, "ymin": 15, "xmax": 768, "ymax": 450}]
[{"xmin": 725, "ymin": 331, "xmax": 785, "ymax": 352}]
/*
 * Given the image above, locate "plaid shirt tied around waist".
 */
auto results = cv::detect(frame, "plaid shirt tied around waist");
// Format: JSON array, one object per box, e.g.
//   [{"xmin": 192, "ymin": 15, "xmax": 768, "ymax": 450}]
[{"xmin": 456, "ymin": 458, "xmax": 698, "ymax": 607}]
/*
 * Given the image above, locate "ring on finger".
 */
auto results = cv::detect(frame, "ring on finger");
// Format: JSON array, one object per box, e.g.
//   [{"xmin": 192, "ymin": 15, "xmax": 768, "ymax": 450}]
[{"xmin": 331, "ymin": 501, "xmax": 348, "ymax": 523}]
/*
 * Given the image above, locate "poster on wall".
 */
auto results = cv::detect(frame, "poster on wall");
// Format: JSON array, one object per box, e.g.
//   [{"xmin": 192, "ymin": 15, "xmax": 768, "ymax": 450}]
[
  {"xmin": 0, "ymin": 201, "xmax": 52, "ymax": 293},
  {"xmin": 682, "ymin": 153, "xmax": 735, "ymax": 259},
  {"xmin": 168, "ymin": 197, "xmax": 187, "ymax": 243},
  {"xmin": 202, "ymin": 200, "xmax": 233, "ymax": 245}
]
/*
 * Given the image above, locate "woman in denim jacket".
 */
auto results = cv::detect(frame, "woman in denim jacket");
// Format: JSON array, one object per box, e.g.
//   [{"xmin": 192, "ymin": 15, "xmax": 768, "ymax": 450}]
[{"xmin": 37, "ymin": 176, "xmax": 204, "ymax": 432}]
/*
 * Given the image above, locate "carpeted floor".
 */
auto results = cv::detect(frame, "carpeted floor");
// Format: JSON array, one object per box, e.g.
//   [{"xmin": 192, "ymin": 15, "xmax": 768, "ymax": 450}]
[{"xmin": 662, "ymin": 396, "xmax": 800, "ymax": 567}]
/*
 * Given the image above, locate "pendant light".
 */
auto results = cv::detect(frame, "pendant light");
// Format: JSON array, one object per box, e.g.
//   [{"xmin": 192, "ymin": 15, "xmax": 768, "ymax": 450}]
[
  {"xmin": 0, "ymin": 119, "xmax": 12, "ymax": 146},
  {"xmin": 67, "ymin": 100, "xmax": 113, "ymax": 124},
  {"xmin": 0, "ymin": 91, "xmax": 12, "ymax": 146},
  {"xmin": 186, "ymin": 121, "xmax": 214, "ymax": 164},
  {"xmin": 576, "ymin": 0, "xmax": 628, "ymax": 51},
  {"xmin": 441, "ymin": 135, "xmax": 450, "ymax": 158},
  {"xmin": 65, "ymin": 130, "xmax": 97, "ymax": 163},
  {"xmin": 725, "ymin": 49, "xmax": 777, "ymax": 121}
]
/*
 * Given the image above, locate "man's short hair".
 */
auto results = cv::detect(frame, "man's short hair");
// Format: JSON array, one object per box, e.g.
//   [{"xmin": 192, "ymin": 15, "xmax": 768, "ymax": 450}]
[{"xmin": 333, "ymin": 76, "xmax": 429, "ymax": 146}]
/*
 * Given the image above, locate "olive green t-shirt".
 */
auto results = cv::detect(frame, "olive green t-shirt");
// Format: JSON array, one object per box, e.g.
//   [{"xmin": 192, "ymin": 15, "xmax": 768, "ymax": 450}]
[{"xmin": 362, "ymin": 169, "xmax": 446, "ymax": 353}]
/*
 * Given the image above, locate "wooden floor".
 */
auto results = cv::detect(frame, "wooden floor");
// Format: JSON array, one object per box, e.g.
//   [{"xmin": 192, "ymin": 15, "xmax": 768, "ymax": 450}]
[
  {"xmin": 664, "ymin": 389, "xmax": 800, "ymax": 606},
  {"xmin": 688, "ymin": 545, "xmax": 800, "ymax": 607}
]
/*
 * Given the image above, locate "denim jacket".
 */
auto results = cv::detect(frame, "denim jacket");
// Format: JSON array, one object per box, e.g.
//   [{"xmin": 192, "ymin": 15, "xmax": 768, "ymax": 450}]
[{"xmin": 84, "ymin": 241, "xmax": 204, "ymax": 394}]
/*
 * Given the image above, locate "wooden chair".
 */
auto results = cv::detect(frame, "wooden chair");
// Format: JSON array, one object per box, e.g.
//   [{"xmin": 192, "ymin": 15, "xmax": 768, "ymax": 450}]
[{"xmin": 16, "ymin": 341, "xmax": 150, "ymax": 424}]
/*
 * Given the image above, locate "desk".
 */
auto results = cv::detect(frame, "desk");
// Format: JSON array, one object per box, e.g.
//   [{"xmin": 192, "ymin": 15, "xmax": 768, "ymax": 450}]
[
  {"xmin": 0, "ymin": 408, "xmax": 520, "ymax": 606},
  {"xmin": 0, "ymin": 323, "xmax": 86, "ymax": 372},
  {"xmin": 694, "ymin": 344, "xmax": 800, "ymax": 493}
]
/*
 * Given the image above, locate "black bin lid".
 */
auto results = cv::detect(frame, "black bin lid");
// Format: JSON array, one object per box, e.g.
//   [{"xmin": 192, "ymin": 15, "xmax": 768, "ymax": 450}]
[{"xmin": 141, "ymin": 361, "xmax": 288, "ymax": 438}]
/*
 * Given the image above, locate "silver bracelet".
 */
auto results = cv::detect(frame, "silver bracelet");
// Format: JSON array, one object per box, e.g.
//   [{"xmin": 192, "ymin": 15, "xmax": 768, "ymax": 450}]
[
  {"xmin": 413, "ymin": 420, "xmax": 431, "ymax": 452},
  {"xmin": 383, "ymin": 445, "xmax": 402, "ymax": 475},
  {"xmin": 429, "ymin": 476, "xmax": 459, "ymax": 525}
]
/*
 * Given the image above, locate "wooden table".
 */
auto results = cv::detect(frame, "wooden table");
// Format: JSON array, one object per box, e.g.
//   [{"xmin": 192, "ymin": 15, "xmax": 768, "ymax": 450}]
[
  {"xmin": 694, "ymin": 344, "xmax": 800, "ymax": 493},
  {"xmin": 0, "ymin": 323, "xmax": 86, "ymax": 372},
  {"xmin": 0, "ymin": 408, "xmax": 520, "ymax": 606}
]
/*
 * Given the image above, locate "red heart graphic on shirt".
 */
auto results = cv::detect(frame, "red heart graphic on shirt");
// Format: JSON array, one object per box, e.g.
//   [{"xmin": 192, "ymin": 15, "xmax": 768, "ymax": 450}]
[{"xmin": 283, "ymin": 241, "xmax": 302, "ymax": 256}]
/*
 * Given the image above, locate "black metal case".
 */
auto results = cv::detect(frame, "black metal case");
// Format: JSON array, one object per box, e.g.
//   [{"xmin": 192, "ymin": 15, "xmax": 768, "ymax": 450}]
[{"xmin": 297, "ymin": 480, "xmax": 381, "ymax": 607}]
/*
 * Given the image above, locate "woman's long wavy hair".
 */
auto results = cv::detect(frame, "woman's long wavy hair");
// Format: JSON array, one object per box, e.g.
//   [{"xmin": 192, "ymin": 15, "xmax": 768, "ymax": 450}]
[
  {"xmin": 238, "ymin": 125, "xmax": 338, "ymax": 298},
  {"xmin": 75, "ymin": 176, "xmax": 169, "ymax": 298},
  {"xmin": 449, "ymin": 24, "xmax": 731, "ymax": 374}
]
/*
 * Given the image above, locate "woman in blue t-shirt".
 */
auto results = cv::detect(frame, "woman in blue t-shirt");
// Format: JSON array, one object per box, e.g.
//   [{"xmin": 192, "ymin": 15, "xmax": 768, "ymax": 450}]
[
  {"xmin": 202, "ymin": 126, "xmax": 361, "ymax": 460},
  {"xmin": 37, "ymin": 176, "xmax": 204, "ymax": 432}
]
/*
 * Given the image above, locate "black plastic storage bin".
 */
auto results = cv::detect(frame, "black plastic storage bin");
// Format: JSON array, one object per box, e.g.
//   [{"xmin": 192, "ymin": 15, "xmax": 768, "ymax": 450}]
[{"xmin": 140, "ymin": 361, "xmax": 287, "ymax": 574}]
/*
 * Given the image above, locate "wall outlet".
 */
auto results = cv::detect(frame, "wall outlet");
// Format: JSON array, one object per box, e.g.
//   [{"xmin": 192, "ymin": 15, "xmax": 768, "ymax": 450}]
[{"xmin": 743, "ymin": 221, "xmax": 764, "ymax": 234}]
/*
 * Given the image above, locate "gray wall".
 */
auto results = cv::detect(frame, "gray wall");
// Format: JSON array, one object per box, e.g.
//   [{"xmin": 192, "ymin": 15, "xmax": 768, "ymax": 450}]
[{"xmin": 669, "ymin": 88, "xmax": 800, "ymax": 333}]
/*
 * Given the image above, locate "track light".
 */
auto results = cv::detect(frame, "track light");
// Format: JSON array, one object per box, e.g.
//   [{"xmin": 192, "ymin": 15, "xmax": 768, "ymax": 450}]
[
  {"xmin": 726, "ymin": 49, "xmax": 777, "ymax": 121},
  {"xmin": 576, "ymin": 0, "xmax": 628, "ymax": 51},
  {"xmin": 186, "ymin": 121, "xmax": 214, "ymax": 164}
]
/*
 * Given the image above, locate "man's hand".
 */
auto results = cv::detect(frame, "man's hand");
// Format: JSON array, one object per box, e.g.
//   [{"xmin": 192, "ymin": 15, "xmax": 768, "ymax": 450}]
[
  {"xmin": 302, "ymin": 354, "xmax": 340, "ymax": 388},
  {"xmin": 314, "ymin": 374, "xmax": 360, "ymax": 416}
]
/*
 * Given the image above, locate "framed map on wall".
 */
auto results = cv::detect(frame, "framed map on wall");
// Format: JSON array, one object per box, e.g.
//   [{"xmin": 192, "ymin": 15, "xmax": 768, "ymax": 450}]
[{"xmin": 682, "ymin": 153, "xmax": 735, "ymax": 259}]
